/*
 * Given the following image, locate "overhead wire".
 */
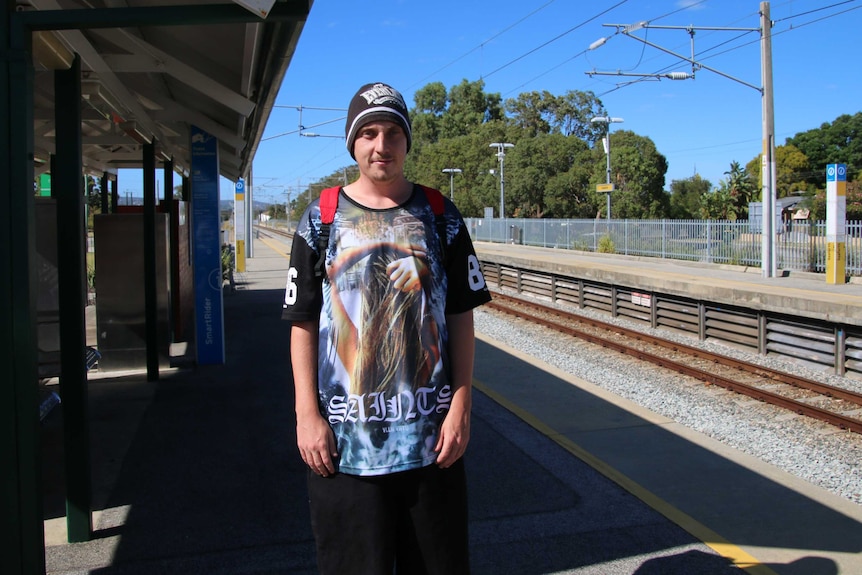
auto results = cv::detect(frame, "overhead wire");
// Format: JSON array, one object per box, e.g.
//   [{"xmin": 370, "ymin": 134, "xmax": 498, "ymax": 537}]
[
  {"xmin": 594, "ymin": 0, "xmax": 861, "ymax": 98},
  {"xmin": 483, "ymin": 0, "xmax": 630, "ymax": 81},
  {"xmin": 406, "ymin": 0, "xmax": 559, "ymax": 91}
]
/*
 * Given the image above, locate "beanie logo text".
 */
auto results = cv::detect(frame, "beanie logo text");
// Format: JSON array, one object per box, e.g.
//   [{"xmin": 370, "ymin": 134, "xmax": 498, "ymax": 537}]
[{"xmin": 359, "ymin": 84, "xmax": 406, "ymax": 111}]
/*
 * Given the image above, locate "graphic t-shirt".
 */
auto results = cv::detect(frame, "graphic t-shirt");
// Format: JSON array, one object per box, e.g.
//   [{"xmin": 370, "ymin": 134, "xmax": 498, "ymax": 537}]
[{"xmin": 282, "ymin": 185, "xmax": 491, "ymax": 476}]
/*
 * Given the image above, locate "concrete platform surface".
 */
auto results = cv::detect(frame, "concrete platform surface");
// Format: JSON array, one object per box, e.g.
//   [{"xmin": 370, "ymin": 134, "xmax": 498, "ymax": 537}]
[{"xmin": 40, "ymin": 235, "xmax": 862, "ymax": 575}]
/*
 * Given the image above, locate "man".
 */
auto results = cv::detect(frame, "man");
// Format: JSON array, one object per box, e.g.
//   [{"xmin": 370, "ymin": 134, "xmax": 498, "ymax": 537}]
[{"xmin": 282, "ymin": 82, "xmax": 491, "ymax": 574}]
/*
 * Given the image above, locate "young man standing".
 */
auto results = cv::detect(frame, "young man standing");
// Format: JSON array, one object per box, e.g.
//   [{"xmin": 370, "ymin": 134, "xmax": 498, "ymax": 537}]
[{"xmin": 282, "ymin": 82, "xmax": 491, "ymax": 574}]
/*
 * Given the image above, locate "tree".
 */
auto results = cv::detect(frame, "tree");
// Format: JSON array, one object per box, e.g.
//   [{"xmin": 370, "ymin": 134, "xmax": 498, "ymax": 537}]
[
  {"xmin": 404, "ymin": 81, "xmax": 670, "ymax": 219},
  {"xmin": 405, "ymin": 121, "xmax": 510, "ymax": 217},
  {"xmin": 86, "ymin": 175, "xmax": 102, "ymax": 212},
  {"xmin": 504, "ymin": 133, "xmax": 592, "ymax": 218},
  {"xmin": 723, "ymin": 161, "xmax": 756, "ymax": 218},
  {"xmin": 699, "ymin": 184, "xmax": 735, "ymax": 220},
  {"xmin": 745, "ymin": 144, "xmax": 811, "ymax": 199},
  {"xmin": 596, "ymin": 130, "xmax": 669, "ymax": 219},
  {"xmin": 504, "ymin": 89, "xmax": 605, "ymax": 140},
  {"xmin": 439, "ymin": 79, "xmax": 503, "ymax": 140},
  {"xmin": 786, "ymin": 112, "xmax": 862, "ymax": 184},
  {"xmin": 669, "ymin": 175, "xmax": 712, "ymax": 219},
  {"xmin": 549, "ymin": 90, "xmax": 606, "ymax": 141},
  {"xmin": 505, "ymin": 91, "xmax": 553, "ymax": 137},
  {"xmin": 411, "ymin": 81, "xmax": 448, "ymax": 145}
]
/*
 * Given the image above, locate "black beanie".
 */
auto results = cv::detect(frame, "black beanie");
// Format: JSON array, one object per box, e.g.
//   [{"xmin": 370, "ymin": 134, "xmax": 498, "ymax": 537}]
[{"xmin": 345, "ymin": 82, "xmax": 412, "ymax": 159}]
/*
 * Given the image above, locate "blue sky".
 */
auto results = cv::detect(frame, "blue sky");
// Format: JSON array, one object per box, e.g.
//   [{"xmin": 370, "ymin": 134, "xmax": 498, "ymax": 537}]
[{"xmin": 120, "ymin": 0, "xmax": 862, "ymax": 203}]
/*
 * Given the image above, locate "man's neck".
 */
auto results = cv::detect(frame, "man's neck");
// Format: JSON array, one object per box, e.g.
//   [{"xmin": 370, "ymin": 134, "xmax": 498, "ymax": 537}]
[{"xmin": 344, "ymin": 176, "xmax": 412, "ymax": 209}]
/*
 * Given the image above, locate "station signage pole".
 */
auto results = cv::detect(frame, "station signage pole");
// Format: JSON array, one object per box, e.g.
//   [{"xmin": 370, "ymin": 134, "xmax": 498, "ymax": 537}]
[
  {"xmin": 234, "ymin": 177, "xmax": 246, "ymax": 272},
  {"xmin": 190, "ymin": 125, "xmax": 225, "ymax": 364},
  {"xmin": 825, "ymin": 163, "xmax": 847, "ymax": 285}
]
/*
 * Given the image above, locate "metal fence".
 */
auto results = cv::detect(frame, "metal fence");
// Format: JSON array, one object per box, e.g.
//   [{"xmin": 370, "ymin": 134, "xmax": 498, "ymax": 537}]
[{"xmin": 465, "ymin": 218, "xmax": 862, "ymax": 276}]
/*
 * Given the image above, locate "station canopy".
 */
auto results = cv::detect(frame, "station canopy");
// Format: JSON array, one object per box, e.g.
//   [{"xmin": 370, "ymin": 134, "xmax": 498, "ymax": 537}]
[{"xmin": 25, "ymin": 0, "xmax": 312, "ymax": 183}]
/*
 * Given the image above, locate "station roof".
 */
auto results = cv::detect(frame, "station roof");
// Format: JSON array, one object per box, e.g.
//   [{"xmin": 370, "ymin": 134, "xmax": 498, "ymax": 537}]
[{"xmin": 23, "ymin": 0, "xmax": 312, "ymax": 183}]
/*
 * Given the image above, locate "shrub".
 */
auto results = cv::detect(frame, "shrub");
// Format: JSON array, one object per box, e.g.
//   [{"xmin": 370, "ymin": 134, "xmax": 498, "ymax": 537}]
[{"xmin": 597, "ymin": 234, "xmax": 616, "ymax": 254}]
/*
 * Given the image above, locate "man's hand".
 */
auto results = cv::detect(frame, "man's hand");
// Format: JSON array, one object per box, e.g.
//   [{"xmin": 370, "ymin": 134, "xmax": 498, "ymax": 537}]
[
  {"xmin": 297, "ymin": 412, "xmax": 338, "ymax": 477},
  {"xmin": 434, "ymin": 403, "xmax": 470, "ymax": 468}
]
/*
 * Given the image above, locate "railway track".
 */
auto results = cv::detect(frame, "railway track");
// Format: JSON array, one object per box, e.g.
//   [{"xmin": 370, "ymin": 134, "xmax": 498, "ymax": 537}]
[{"xmin": 487, "ymin": 291, "xmax": 862, "ymax": 435}]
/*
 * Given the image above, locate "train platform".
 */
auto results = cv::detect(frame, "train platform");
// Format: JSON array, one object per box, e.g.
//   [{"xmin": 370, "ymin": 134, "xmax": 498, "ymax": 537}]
[
  {"xmin": 41, "ymin": 236, "xmax": 862, "ymax": 574},
  {"xmin": 476, "ymin": 242, "xmax": 862, "ymax": 326}
]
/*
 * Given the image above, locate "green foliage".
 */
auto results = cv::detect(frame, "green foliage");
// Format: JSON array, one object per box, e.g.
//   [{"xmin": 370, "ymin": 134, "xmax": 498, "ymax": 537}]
[
  {"xmin": 745, "ymin": 144, "xmax": 812, "ymax": 199},
  {"xmin": 786, "ymin": 112, "xmax": 862, "ymax": 184},
  {"xmin": 699, "ymin": 183, "xmax": 736, "ymax": 220},
  {"xmin": 306, "ymin": 83, "xmax": 858, "ymax": 223},
  {"xmin": 221, "ymin": 244, "xmax": 234, "ymax": 282},
  {"xmin": 595, "ymin": 130, "xmax": 669, "ymax": 219},
  {"xmin": 597, "ymin": 234, "xmax": 615, "ymax": 253},
  {"xmin": 504, "ymin": 90, "xmax": 604, "ymax": 139},
  {"xmin": 804, "ymin": 180, "xmax": 862, "ymax": 220},
  {"xmin": 504, "ymin": 133, "xmax": 592, "ymax": 218},
  {"xmin": 411, "ymin": 79, "xmax": 503, "ymax": 145},
  {"xmin": 722, "ymin": 161, "xmax": 755, "ymax": 219},
  {"xmin": 669, "ymin": 174, "xmax": 712, "ymax": 219}
]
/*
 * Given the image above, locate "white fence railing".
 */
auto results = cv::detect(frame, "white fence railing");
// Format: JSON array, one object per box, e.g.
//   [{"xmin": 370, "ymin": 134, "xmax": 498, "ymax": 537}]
[{"xmin": 465, "ymin": 218, "xmax": 862, "ymax": 276}]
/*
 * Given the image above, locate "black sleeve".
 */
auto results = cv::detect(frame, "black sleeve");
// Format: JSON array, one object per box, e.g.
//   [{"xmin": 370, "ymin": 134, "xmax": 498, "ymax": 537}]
[
  {"xmin": 281, "ymin": 230, "xmax": 323, "ymax": 322},
  {"xmin": 445, "ymin": 223, "xmax": 492, "ymax": 315}
]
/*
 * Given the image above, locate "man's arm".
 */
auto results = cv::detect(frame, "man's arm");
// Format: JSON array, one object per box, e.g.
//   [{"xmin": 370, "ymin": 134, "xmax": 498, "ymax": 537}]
[
  {"xmin": 291, "ymin": 320, "xmax": 338, "ymax": 476},
  {"xmin": 435, "ymin": 310, "xmax": 475, "ymax": 468}
]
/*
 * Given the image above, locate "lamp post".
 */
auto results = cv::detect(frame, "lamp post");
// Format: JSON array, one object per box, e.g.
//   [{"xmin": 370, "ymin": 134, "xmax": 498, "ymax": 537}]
[
  {"xmin": 441, "ymin": 168, "xmax": 462, "ymax": 202},
  {"xmin": 489, "ymin": 143, "xmax": 514, "ymax": 218},
  {"xmin": 590, "ymin": 116, "xmax": 623, "ymax": 220}
]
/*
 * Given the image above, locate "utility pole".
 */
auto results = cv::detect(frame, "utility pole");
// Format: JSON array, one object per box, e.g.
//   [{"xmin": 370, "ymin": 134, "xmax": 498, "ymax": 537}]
[
  {"xmin": 761, "ymin": 1, "xmax": 776, "ymax": 278},
  {"xmin": 585, "ymin": 2, "xmax": 777, "ymax": 277}
]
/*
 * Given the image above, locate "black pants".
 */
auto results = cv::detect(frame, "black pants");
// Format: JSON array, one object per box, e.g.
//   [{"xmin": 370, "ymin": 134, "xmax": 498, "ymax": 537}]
[{"xmin": 307, "ymin": 459, "xmax": 469, "ymax": 575}]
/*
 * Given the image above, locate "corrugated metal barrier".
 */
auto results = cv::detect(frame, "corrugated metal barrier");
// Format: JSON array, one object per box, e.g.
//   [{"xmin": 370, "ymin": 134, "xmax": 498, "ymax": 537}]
[{"xmin": 481, "ymin": 260, "xmax": 861, "ymax": 378}]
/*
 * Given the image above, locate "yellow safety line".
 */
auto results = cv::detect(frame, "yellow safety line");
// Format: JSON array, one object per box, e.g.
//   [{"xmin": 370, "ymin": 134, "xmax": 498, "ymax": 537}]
[
  {"xmin": 473, "ymin": 378, "xmax": 779, "ymax": 575},
  {"xmin": 259, "ymin": 236, "xmax": 290, "ymax": 259}
]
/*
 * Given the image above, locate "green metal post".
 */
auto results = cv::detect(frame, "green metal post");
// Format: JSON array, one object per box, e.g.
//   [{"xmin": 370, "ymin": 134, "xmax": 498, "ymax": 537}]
[
  {"xmin": 55, "ymin": 55, "xmax": 92, "ymax": 542},
  {"xmin": 1, "ymin": 8, "xmax": 45, "ymax": 574},
  {"xmin": 144, "ymin": 141, "xmax": 159, "ymax": 380}
]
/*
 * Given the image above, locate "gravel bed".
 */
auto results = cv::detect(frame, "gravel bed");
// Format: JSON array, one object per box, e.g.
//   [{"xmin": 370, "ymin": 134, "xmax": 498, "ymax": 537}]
[{"xmin": 474, "ymin": 292, "xmax": 862, "ymax": 506}]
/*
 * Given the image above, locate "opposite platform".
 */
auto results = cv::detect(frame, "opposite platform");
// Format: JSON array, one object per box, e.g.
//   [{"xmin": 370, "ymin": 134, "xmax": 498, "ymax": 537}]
[{"xmin": 475, "ymin": 242, "xmax": 862, "ymax": 327}]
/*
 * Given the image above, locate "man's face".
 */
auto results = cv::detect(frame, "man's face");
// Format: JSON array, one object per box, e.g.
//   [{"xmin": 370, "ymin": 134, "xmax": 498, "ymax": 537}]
[{"xmin": 352, "ymin": 120, "xmax": 408, "ymax": 184}]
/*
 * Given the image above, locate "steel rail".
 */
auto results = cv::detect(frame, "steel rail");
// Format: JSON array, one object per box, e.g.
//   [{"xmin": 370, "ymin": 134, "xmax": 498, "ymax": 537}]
[
  {"xmin": 487, "ymin": 294, "xmax": 862, "ymax": 434},
  {"xmin": 491, "ymin": 292, "xmax": 862, "ymax": 406}
]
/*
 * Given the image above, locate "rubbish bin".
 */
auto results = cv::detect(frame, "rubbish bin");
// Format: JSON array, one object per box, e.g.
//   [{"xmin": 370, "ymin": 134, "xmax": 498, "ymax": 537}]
[{"xmin": 510, "ymin": 225, "xmax": 521, "ymax": 244}]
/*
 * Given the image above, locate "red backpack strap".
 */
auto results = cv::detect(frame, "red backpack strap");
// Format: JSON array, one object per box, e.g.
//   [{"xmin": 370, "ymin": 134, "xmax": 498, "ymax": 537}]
[
  {"xmin": 315, "ymin": 186, "xmax": 341, "ymax": 279},
  {"xmin": 318, "ymin": 186, "xmax": 340, "ymax": 224},
  {"xmin": 418, "ymin": 186, "xmax": 449, "ymax": 266},
  {"xmin": 419, "ymin": 185, "xmax": 445, "ymax": 216}
]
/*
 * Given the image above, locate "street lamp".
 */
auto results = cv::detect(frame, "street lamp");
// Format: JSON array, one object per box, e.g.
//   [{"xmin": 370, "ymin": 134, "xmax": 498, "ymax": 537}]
[
  {"xmin": 489, "ymin": 143, "xmax": 514, "ymax": 218},
  {"xmin": 441, "ymin": 168, "xmax": 462, "ymax": 202},
  {"xmin": 590, "ymin": 116, "xmax": 624, "ymax": 220}
]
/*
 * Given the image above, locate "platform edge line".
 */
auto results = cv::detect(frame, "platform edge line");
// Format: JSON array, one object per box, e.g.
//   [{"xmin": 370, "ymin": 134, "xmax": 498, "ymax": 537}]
[
  {"xmin": 472, "ymin": 376, "xmax": 778, "ymax": 575},
  {"xmin": 258, "ymin": 236, "xmax": 290, "ymax": 258}
]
